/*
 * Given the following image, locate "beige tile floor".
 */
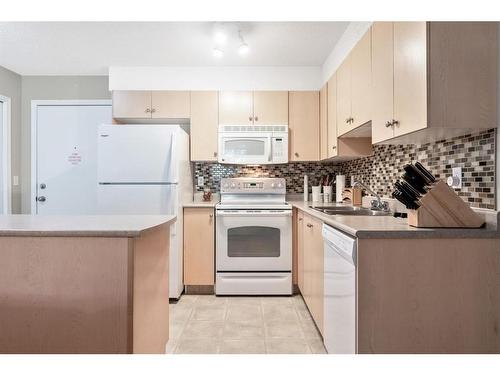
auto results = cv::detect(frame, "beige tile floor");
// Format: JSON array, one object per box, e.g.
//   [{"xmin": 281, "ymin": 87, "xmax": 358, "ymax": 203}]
[{"xmin": 166, "ymin": 294, "xmax": 326, "ymax": 354}]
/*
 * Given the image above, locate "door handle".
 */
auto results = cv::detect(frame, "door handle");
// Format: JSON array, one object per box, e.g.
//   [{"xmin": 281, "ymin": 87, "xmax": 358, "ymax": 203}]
[{"xmin": 37, "ymin": 196, "xmax": 46, "ymax": 202}]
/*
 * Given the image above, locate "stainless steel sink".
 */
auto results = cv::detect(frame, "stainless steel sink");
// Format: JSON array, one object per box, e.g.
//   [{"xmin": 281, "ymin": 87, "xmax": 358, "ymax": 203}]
[{"xmin": 309, "ymin": 205, "xmax": 391, "ymax": 216}]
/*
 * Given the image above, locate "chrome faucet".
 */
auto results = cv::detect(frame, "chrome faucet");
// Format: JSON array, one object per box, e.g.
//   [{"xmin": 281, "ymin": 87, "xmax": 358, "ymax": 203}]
[{"xmin": 352, "ymin": 181, "xmax": 389, "ymax": 211}]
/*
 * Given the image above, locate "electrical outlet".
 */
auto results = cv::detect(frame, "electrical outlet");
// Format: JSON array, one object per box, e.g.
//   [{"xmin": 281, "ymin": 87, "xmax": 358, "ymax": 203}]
[
  {"xmin": 197, "ymin": 176, "xmax": 204, "ymax": 187},
  {"xmin": 447, "ymin": 167, "xmax": 462, "ymax": 189},
  {"xmin": 12, "ymin": 176, "xmax": 19, "ymax": 186}
]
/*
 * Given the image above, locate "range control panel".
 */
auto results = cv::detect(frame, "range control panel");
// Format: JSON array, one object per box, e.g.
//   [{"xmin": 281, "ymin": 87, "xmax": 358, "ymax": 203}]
[{"xmin": 220, "ymin": 178, "xmax": 286, "ymax": 194}]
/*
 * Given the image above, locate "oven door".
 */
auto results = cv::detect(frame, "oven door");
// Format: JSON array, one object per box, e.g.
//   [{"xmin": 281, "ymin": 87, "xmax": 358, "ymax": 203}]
[
  {"xmin": 216, "ymin": 209, "xmax": 292, "ymax": 271},
  {"xmin": 218, "ymin": 134, "xmax": 272, "ymax": 164}
]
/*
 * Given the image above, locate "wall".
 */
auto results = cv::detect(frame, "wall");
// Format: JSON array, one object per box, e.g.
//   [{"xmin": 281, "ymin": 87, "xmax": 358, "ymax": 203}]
[
  {"xmin": 195, "ymin": 129, "xmax": 496, "ymax": 210},
  {"xmin": 109, "ymin": 66, "xmax": 322, "ymax": 91},
  {"xmin": 0, "ymin": 65, "xmax": 22, "ymax": 213},
  {"xmin": 20, "ymin": 76, "xmax": 110, "ymax": 213},
  {"xmin": 194, "ymin": 162, "xmax": 339, "ymax": 194},
  {"xmin": 338, "ymin": 129, "xmax": 496, "ymax": 210}
]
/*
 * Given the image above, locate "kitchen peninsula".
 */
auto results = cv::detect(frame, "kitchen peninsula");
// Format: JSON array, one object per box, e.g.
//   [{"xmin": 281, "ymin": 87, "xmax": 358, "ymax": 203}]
[{"xmin": 0, "ymin": 215, "xmax": 175, "ymax": 354}]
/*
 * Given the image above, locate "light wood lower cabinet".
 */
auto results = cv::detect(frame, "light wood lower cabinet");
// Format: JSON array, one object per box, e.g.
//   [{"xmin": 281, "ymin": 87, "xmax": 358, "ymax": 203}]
[
  {"xmin": 190, "ymin": 91, "xmax": 219, "ymax": 161},
  {"xmin": 289, "ymin": 91, "xmax": 320, "ymax": 161},
  {"xmin": 296, "ymin": 210, "xmax": 324, "ymax": 335},
  {"xmin": 183, "ymin": 208, "xmax": 215, "ymax": 286}
]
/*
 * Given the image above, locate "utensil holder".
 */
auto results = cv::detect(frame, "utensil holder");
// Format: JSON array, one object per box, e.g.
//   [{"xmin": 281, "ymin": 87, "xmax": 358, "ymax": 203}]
[{"xmin": 407, "ymin": 181, "xmax": 484, "ymax": 228}]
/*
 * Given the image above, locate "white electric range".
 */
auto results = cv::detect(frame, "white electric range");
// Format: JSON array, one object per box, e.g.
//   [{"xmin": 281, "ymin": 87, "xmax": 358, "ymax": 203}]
[{"xmin": 215, "ymin": 177, "xmax": 292, "ymax": 295}]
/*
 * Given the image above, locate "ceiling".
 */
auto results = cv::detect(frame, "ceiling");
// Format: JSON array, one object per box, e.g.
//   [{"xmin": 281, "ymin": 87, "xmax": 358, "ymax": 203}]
[{"xmin": 0, "ymin": 22, "xmax": 349, "ymax": 75}]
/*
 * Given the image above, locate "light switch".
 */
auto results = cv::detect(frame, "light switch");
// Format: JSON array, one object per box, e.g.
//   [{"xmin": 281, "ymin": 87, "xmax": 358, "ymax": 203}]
[{"xmin": 12, "ymin": 175, "xmax": 19, "ymax": 186}]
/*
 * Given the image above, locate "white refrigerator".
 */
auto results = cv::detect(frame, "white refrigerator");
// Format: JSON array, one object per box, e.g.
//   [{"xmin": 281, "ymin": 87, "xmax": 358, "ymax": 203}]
[{"xmin": 97, "ymin": 124, "xmax": 192, "ymax": 299}]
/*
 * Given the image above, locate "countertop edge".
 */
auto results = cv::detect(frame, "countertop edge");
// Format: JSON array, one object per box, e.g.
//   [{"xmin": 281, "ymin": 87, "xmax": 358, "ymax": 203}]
[
  {"xmin": 0, "ymin": 215, "xmax": 177, "ymax": 238},
  {"xmin": 290, "ymin": 201, "xmax": 500, "ymax": 239}
]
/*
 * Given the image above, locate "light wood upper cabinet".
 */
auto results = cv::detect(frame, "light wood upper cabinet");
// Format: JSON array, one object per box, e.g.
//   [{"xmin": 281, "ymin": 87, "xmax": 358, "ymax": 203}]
[
  {"xmin": 183, "ymin": 207, "xmax": 215, "ymax": 286},
  {"xmin": 289, "ymin": 91, "xmax": 320, "ymax": 162},
  {"xmin": 350, "ymin": 28, "xmax": 372, "ymax": 129},
  {"xmin": 113, "ymin": 90, "xmax": 190, "ymax": 119},
  {"xmin": 218, "ymin": 91, "xmax": 254, "ymax": 125},
  {"xmin": 319, "ymin": 85, "xmax": 328, "ymax": 160},
  {"xmin": 371, "ymin": 22, "xmax": 397, "ymax": 143},
  {"xmin": 190, "ymin": 91, "xmax": 219, "ymax": 161},
  {"xmin": 327, "ymin": 74, "xmax": 338, "ymax": 158},
  {"xmin": 393, "ymin": 22, "xmax": 427, "ymax": 138},
  {"xmin": 371, "ymin": 22, "xmax": 497, "ymax": 144},
  {"xmin": 253, "ymin": 91, "xmax": 289, "ymax": 124},
  {"xmin": 151, "ymin": 91, "xmax": 190, "ymax": 119},
  {"xmin": 219, "ymin": 91, "xmax": 288, "ymax": 125},
  {"xmin": 113, "ymin": 91, "xmax": 152, "ymax": 119},
  {"xmin": 336, "ymin": 57, "xmax": 352, "ymax": 137}
]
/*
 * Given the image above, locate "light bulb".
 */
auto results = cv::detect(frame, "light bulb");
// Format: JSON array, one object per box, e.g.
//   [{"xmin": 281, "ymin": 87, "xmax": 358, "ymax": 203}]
[
  {"xmin": 214, "ymin": 31, "xmax": 227, "ymax": 45},
  {"xmin": 238, "ymin": 43, "xmax": 250, "ymax": 55},
  {"xmin": 213, "ymin": 47, "xmax": 224, "ymax": 58}
]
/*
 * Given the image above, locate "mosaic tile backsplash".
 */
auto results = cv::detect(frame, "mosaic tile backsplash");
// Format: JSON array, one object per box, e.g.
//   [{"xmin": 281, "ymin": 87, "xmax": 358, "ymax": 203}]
[{"xmin": 194, "ymin": 128, "xmax": 496, "ymax": 209}]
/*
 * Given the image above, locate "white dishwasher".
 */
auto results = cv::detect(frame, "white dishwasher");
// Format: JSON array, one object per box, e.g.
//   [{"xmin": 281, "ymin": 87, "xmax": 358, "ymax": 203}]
[{"xmin": 322, "ymin": 223, "xmax": 357, "ymax": 354}]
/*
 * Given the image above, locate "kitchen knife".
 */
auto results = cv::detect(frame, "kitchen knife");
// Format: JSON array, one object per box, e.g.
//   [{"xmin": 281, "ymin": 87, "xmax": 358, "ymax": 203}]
[{"xmin": 415, "ymin": 162, "xmax": 436, "ymax": 183}]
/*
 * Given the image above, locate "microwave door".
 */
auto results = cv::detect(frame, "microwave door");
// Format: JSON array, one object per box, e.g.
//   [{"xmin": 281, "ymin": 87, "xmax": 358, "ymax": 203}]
[{"xmin": 219, "ymin": 136, "xmax": 270, "ymax": 164}]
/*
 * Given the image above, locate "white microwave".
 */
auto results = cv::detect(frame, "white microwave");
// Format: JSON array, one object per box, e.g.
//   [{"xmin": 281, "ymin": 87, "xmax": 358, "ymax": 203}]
[{"xmin": 218, "ymin": 125, "xmax": 288, "ymax": 165}]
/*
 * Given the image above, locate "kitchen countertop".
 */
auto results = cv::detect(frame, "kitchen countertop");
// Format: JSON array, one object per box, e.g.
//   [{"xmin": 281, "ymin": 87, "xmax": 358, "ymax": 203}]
[
  {"xmin": 0, "ymin": 215, "xmax": 176, "ymax": 237},
  {"xmin": 290, "ymin": 200, "xmax": 500, "ymax": 239},
  {"xmin": 183, "ymin": 201, "xmax": 219, "ymax": 208}
]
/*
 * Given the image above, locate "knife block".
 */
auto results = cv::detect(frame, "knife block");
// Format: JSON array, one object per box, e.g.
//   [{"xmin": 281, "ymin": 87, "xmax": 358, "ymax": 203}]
[{"xmin": 407, "ymin": 181, "xmax": 484, "ymax": 228}]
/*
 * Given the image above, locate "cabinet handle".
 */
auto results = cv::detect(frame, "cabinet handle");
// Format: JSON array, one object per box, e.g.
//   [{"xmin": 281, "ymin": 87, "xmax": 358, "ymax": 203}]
[
  {"xmin": 298, "ymin": 218, "xmax": 303, "ymax": 221},
  {"xmin": 350, "ymin": 117, "xmax": 354, "ymax": 123},
  {"xmin": 213, "ymin": 151, "xmax": 218, "ymax": 157},
  {"xmin": 145, "ymin": 108, "xmax": 151, "ymax": 113},
  {"xmin": 151, "ymin": 108, "xmax": 156, "ymax": 113},
  {"xmin": 306, "ymin": 223, "xmax": 313, "ymax": 228},
  {"xmin": 294, "ymin": 152, "xmax": 299, "ymax": 157},
  {"xmin": 249, "ymin": 116, "xmax": 253, "ymax": 121},
  {"xmin": 254, "ymin": 116, "xmax": 258, "ymax": 121},
  {"xmin": 332, "ymin": 146, "xmax": 337, "ymax": 150},
  {"xmin": 391, "ymin": 119, "xmax": 399, "ymax": 126},
  {"xmin": 385, "ymin": 121, "xmax": 393, "ymax": 128},
  {"xmin": 209, "ymin": 214, "xmax": 213, "ymax": 218},
  {"xmin": 345, "ymin": 118, "xmax": 350, "ymax": 124}
]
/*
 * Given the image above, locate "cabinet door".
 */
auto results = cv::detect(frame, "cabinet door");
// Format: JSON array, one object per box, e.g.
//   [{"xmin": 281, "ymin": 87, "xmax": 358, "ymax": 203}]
[
  {"xmin": 288, "ymin": 91, "xmax": 320, "ymax": 161},
  {"xmin": 311, "ymin": 215, "xmax": 324, "ymax": 335},
  {"xmin": 219, "ymin": 91, "xmax": 254, "ymax": 125},
  {"xmin": 296, "ymin": 210, "xmax": 305, "ymax": 293},
  {"xmin": 350, "ymin": 29, "xmax": 372, "ymax": 129},
  {"xmin": 327, "ymin": 74, "xmax": 338, "ymax": 158},
  {"xmin": 183, "ymin": 208, "xmax": 215, "ymax": 285},
  {"xmin": 371, "ymin": 22, "xmax": 395, "ymax": 143},
  {"xmin": 393, "ymin": 22, "xmax": 427, "ymax": 137},
  {"xmin": 112, "ymin": 91, "xmax": 152, "ymax": 119},
  {"xmin": 303, "ymin": 214, "xmax": 324, "ymax": 334},
  {"xmin": 319, "ymin": 84, "xmax": 328, "ymax": 160},
  {"xmin": 253, "ymin": 91, "xmax": 289, "ymax": 125},
  {"xmin": 190, "ymin": 91, "xmax": 219, "ymax": 161},
  {"xmin": 151, "ymin": 91, "xmax": 190, "ymax": 119},
  {"xmin": 336, "ymin": 57, "xmax": 352, "ymax": 136}
]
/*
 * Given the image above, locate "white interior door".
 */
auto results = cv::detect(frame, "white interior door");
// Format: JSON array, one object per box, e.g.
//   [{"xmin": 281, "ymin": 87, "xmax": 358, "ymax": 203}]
[{"xmin": 35, "ymin": 104, "xmax": 112, "ymax": 214}]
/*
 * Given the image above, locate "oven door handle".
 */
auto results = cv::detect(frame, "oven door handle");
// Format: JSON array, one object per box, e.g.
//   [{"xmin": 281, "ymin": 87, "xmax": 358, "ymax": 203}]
[{"xmin": 216, "ymin": 210, "xmax": 292, "ymax": 217}]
